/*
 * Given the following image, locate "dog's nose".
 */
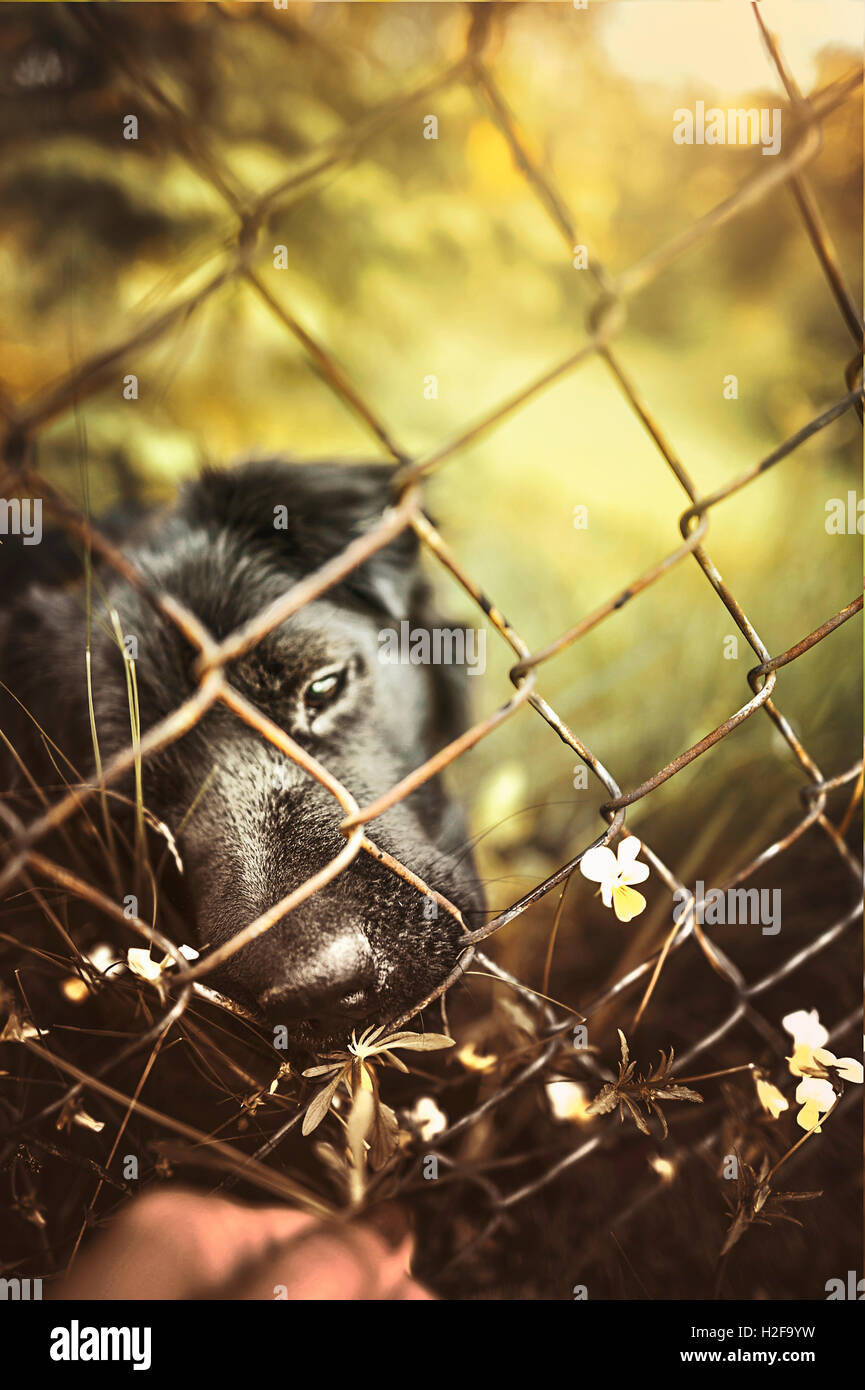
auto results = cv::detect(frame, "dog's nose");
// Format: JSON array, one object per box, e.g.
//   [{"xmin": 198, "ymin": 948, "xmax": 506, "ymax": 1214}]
[
  {"xmin": 258, "ymin": 934, "xmax": 377, "ymax": 1027},
  {"xmin": 262, "ymin": 976, "xmax": 375, "ymax": 1027}
]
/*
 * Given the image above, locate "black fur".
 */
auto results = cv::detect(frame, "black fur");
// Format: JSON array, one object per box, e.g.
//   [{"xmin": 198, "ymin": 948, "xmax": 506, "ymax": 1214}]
[{"xmin": 0, "ymin": 462, "xmax": 482, "ymax": 1046}]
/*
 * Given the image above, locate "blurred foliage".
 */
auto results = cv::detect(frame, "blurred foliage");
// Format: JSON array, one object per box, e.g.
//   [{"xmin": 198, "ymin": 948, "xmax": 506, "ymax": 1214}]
[{"xmin": 0, "ymin": 0, "xmax": 860, "ymax": 948}]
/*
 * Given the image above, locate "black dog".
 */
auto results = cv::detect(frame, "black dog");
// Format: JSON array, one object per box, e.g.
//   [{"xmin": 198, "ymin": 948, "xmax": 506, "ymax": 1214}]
[{"xmin": 0, "ymin": 462, "xmax": 482, "ymax": 1046}]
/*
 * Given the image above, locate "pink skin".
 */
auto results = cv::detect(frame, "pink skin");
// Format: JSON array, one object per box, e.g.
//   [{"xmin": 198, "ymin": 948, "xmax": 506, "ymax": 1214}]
[{"xmin": 55, "ymin": 1189, "xmax": 433, "ymax": 1301}]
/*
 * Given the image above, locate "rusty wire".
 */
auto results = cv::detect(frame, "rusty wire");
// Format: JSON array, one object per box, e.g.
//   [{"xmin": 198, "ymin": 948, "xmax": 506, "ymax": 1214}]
[{"xmin": 0, "ymin": 1, "xmax": 862, "ymax": 1253}]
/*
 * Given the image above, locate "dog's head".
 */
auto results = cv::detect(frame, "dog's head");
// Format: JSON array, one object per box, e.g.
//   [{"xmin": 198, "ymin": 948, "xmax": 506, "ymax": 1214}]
[{"xmin": 3, "ymin": 462, "xmax": 483, "ymax": 1046}]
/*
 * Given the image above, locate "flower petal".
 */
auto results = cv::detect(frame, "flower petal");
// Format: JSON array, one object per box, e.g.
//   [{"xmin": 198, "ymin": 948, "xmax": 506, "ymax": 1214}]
[
  {"xmin": 621, "ymin": 861, "xmax": 649, "ymax": 886},
  {"xmin": 782, "ymin": 1009, "xmax": 828, "ymax": 1049},
  {"xmin": 616, "ymin": 836, "xmax": 643, "ymax": 867},
  {"xmin": 457, "ymin": 1043, "xmax": 498, "ymax": 1072},
  {"xmin": 812, "ymin": 1048, "xmax": 838, "ymax": 1069},
  {"xmin": 796, "ymin": 1098, "xmax": 822, "ymax": 1132},
  {"xmin": 579, "ymin": 846, "xmax": 617, "ymax": 884},
  {"xmin": 612, "ymin": 885, "xmax": 646, "ymax": 922},
  {"xmin": 833, "ymin": 1057, "xmax": 864, "ymax": 1085},
  {"xmin": 787, "ymin": 1043, "xmax": 816, "ymax": 1078},
  {"xmin": 795, "ymin": 1076, "xmax": 835, "ymax": 1110},
  {"xmin": 407, "ymin": 1096, "xmax": 448, "ymax": 1141},
  {"xmin": 127, "ymin": 948, "xmax": 164, "ymax": 982},
  {"xmin": 755, "ymin": 1077, "xmax": 789, "ymax": 1119}
]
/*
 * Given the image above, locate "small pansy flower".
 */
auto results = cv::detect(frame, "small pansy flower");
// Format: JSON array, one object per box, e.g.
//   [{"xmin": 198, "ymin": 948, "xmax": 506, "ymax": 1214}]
[
  {"xmin": 782, "ymin": 1009, "xmax": 863, "ymax": 1130},
  {"xmin": 580, "ymin": 835, "xmax": 649, "ymax": 922},
  {"xmin": 782, "ymin": 1009, "xmax": 863, "ymax": 1085}
]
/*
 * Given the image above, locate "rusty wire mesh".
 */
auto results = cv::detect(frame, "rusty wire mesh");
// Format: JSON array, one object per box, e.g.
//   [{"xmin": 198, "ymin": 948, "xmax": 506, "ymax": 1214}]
[{"xmin": 0, "ymin": 0, "xmax": 862, "ymax": 1288}]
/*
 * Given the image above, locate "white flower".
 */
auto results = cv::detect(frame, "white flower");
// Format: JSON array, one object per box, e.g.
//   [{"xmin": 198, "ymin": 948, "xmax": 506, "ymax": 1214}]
[
  {"xmin": 405, "ymin": 1095, "xmax": 448, "ymax": 1141},
  {"xmin": 579, "ymin": 835, "xmax": 649, "ymax": 922},
  {"xmin": 86, "ymin": 943, "xmax": 124, "ymax": 975},
  {"xmin": 545, "ymin": 1079, "xmax": 592, "ymax": 1123},
  {"xmin": 127, "ymin": 948, "xmax": 164, "ymax": 983},
  {"xmin": 127, "ymin": 943, "xmax": 199, "ymax": 983},
  {"xmin": 795, "ymin": 1076, "xmax": 836, "ymax": 1133}
]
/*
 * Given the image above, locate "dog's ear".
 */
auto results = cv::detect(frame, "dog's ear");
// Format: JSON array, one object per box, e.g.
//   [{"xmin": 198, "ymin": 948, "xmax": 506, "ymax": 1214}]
[{"xmin": 182, "ymin": 460, "xmax": 425, "ymax": 618}]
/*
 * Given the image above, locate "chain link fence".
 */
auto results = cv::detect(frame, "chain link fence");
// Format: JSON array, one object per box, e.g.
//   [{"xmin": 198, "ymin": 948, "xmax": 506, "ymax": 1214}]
[{"xmin": 0, "ymin": 1, "xmax": 862, "ymax": 1293}]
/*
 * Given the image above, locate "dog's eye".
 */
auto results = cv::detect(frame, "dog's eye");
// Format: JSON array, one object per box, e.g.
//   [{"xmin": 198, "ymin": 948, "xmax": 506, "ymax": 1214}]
[{"xmin": 304, "ymin": 667, "xmax": 347, "ymax": 712}]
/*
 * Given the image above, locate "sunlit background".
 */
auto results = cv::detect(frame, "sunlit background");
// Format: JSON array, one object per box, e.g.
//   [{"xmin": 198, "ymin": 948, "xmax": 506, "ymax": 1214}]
[{"xmin": 0, "ymin": 0, "xmax": 861, "ymax": 1299}]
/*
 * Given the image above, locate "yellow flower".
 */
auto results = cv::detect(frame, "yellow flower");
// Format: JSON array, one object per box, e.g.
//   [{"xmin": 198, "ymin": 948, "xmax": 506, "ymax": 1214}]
[
  {"xmin": 457, "ymin": 1042, "xmax": 498, "ymax": 1072},
  {"xmin": 754, "ymin": 1074, "xmax": 789, "ymax": 1120},
  {"xmin": 580, "ymin": 835, "xmax": 649, "ymax": 922}
]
